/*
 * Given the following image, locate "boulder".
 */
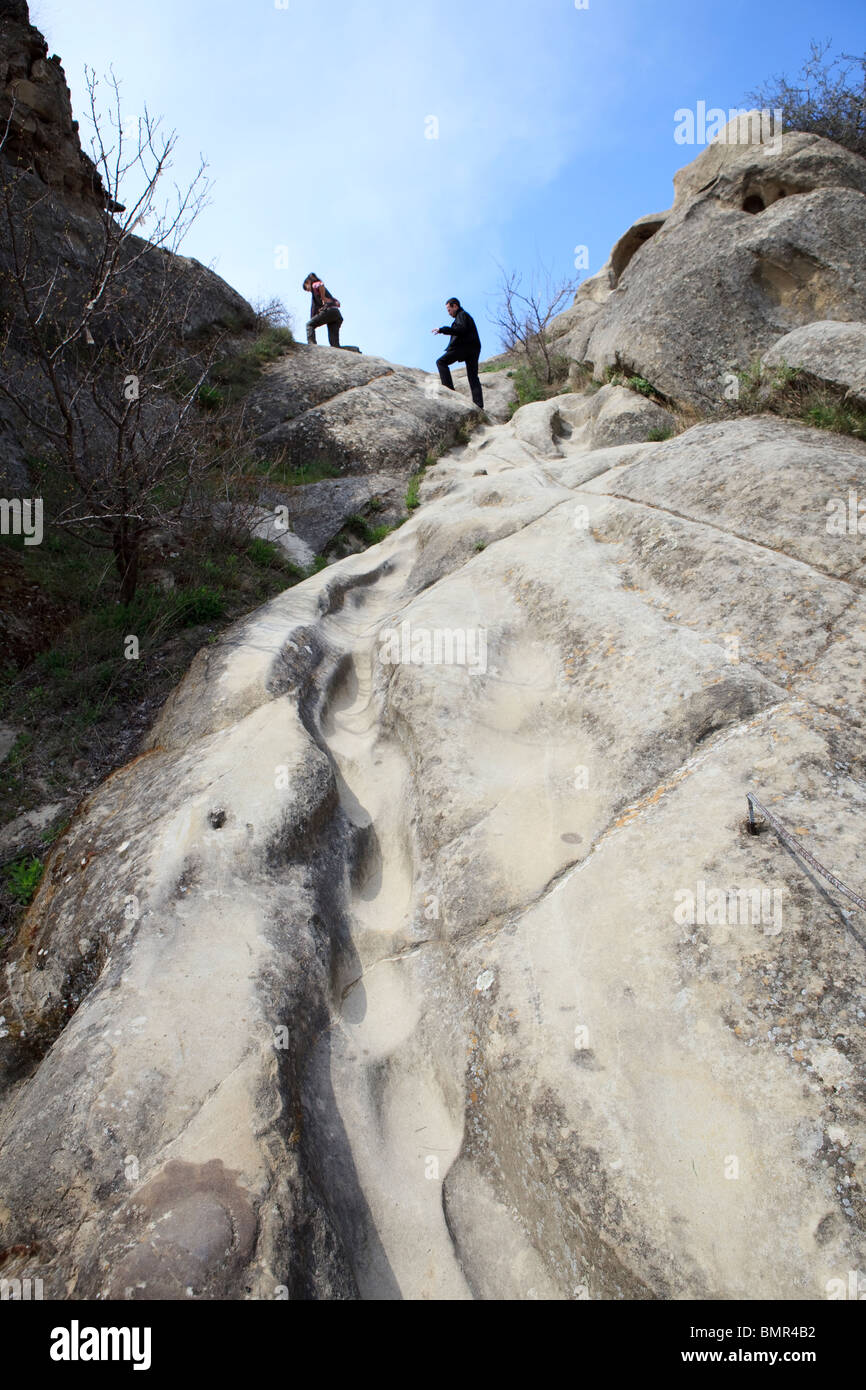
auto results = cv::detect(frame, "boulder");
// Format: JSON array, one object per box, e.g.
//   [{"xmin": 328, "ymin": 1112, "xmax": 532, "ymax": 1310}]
[
  {"xmin": 248, "ymin": 348, "xmax": 480, "ymax": 476},
  {"xmin": 557, "ymin": 115, "xmax": 866, "ymax": 410},
  {"xmin": 248, "ymin": 508, "xmax": 316, "ymax": 571},
  {"xmin": 546, "ymin": 262, "xmax": 616, "ymax": 362},
  {"xmin": 450, "ymin": 364, "xmax": 518, "ymax": 422},
  {"xmin": 511, "ymin": 399, "xmax": 568, "ymax": 456},
  {"xmin": 762, "ymin": 320, "xmax": 866, "ymax": 403},
  {"xmin": 259, "ymin": 471, "xmax": 405, "ymax": 556},
  {"xmin": 672, "ymin": 114, "xmax": 866, "ymax": 210},
  {"xmin": 609, "ymin": 210, "xmax": 669, "ymax": 283},
  {"xmin": 558, "ymin": 384, "xmax": 676, "ymax": 447}
]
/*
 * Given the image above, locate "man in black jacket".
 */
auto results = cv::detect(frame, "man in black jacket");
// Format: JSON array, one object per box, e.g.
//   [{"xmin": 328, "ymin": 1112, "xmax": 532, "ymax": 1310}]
[{"xmin": 433, "ymin": 298, "xmax": 484, "ymax": 408}]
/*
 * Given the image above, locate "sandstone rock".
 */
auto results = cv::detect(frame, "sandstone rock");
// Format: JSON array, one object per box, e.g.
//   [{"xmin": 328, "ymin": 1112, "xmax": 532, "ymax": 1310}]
[
  {"xmin": 511, "ymin": 399, "xmax": 568, "ymax": 456},
  {"xmin": 248, "ymin": 508, "xmax": 316, "ymax": 571},
  {"xmin": 552, "ymin": 113, "xmax": 866, "ymax": 410},
  {"xmin": 509, "ymin": 387, "xmax": 673, "ymax": 456},
  {"xmin": 259, "ymin": 471, "xmax": 405, "ymax": 556},
  {"xmin": 506, "ymin": 386, "xmax": 674, "ymax": 457},
  {"xmin": 609, "ymin": 210, "xmax": 669, "ymax": 283},
  {"xmin": 762, "ymin": 320, "xmax": 866, "ymax": 403},
  {"xmin": 672, "ymin": 113, "xmax": 866, "ymax": 210},
  {"xmin": 546, "ymin": 262, "xmax": 616, "ymax": 362},
  {"xmin": 2, "ymin": 408, "xmax": 863, "ymax": 1300},
  {"xmin": 450, "ymin": 364, "xmax": 518, "ymax": 422},
  {"xmin": 2, "ymin": 11, "xmax": 866, "ymax": 1308},
  {"xmin": 248, "ymin": 348, "xmax": 480, "ymax": 476},
  {"xmin": 0, "ymin": 798, "xmax": 70, "ymax": 864},
  {"xmin": 558, "ymin": 383, "xmax": 676, "ymax": 447}
]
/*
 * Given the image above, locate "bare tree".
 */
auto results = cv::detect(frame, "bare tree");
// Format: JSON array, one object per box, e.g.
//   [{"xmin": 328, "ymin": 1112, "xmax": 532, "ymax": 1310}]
[
  {"xmin": 0, "ymin": 71, "xmax": 230, "ymax": 604},
  {"xmin": 489, "ymin": 259, "xmax": 578, "ymax": 384},
  {"xmin": 745, "ymin": 40, "xmax": 866, "ymax": 157}
]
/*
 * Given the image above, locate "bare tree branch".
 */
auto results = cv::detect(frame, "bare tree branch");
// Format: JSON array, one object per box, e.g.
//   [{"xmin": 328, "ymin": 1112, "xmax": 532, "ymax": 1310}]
[
  {"xmin": 0, "ymin": 72, "xmax": 224, "ymax": 605},
  {"xmin": 488, "ymin": 259, "xmax": 578, "ymax": 384}
]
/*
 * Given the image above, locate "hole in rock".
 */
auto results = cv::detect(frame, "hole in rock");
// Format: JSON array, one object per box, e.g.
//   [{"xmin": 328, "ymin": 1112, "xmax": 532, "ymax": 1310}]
[{"xmin": 742, "ymin": 815, "xmax": 767, "ymax": 837}]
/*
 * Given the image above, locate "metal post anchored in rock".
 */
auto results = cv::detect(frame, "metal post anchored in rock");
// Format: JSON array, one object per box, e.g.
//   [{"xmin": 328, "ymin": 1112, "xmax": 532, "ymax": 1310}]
[{"xmin": 746, "ymin": 791, "xmax": 866, "ymax": 913}]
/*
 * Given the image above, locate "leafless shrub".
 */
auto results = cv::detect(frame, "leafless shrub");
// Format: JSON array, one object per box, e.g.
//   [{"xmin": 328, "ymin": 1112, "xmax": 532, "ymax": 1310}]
[
  {"xmin": 745, "ymin": 40, "xmax": 866, "ymax": 157},
  {"xmin": 252, "ymin": 296, "xmax": 294, "ymax": 334},
  {"xmin": 0, "ymin": 72, "xmax": 234, "ymax": 604},
  {"xmin": 488, "ymin": 259, "xmax": 578, "ymax": 385}
]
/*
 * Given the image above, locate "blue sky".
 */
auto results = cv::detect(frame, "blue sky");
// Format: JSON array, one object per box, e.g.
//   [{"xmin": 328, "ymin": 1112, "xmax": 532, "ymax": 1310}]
[{"xmin": 30, "ymin": 0, "xmax": 866, "ymax": 368}]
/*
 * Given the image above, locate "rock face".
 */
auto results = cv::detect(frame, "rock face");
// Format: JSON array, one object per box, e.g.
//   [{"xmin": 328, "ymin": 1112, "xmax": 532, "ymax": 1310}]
[
  {"xmin": 762, "ymin": 320, "xmax": 866, "ymax": 403},
  {"xmin": 248, "ymin": 347, "xmax": 480, "ymax": 476},
  {"xmin": 1, "ymin": 397, "xmax": 864, "ymax": 1300},
  {"xmin": 510, "ymin": 385, "xmax": 675, "ymax": 458},
  {"xmin": 2, "ymin": 12, "xmax": 866, "ymax": 1305},
  {"xmin": 451, "ymin": 364, "xmax": 518, "ymax": 422},
  {"xmin": 551, "ymin": 113, "xmax": 866, "ymax": 409},
  {"xmin": 0, "ymin": 0, "xmax": 112, "ymax": 210},
  {"xmin": 261, "ymin": 471, "xmax": 404, "ymax": 556}
]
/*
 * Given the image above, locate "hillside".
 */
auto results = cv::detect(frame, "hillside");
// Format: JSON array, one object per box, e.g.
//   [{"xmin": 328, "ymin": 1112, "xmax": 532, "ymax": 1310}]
[{"xmin": 1, "ymin": 0, "xmax": 865, "ymax": 1302}]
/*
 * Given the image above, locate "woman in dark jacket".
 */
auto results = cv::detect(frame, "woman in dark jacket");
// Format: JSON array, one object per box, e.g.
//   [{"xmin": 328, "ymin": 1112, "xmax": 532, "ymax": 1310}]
[{"xmin": 303, "ymin": 273, "xmax": 343, "ymax": 347}]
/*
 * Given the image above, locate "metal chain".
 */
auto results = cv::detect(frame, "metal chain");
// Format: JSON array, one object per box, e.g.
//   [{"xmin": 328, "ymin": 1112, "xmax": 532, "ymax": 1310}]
[{"xmin": 746, "ymin": 792, "xmax": 866, "ymax": 913}]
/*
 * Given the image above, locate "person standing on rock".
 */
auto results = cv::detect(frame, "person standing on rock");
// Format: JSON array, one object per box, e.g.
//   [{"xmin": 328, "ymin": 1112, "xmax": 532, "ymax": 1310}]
[
  {"xmin": 304, "ymin": 273, "xmax": 343, "ymax": 347},
  {"xmin": 433, "ymin": 298, "xmax": 484, "ymax": 409}
]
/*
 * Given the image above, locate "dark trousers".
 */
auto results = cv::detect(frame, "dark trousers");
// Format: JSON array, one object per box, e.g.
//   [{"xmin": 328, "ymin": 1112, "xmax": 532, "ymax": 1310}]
[
  {"xmin": 307, "ymin": 306, "xmax": 343, "ymax": 346},
  {"xmin": 437, "ymin": 349, "xmax": 484, "ymax": 409}
]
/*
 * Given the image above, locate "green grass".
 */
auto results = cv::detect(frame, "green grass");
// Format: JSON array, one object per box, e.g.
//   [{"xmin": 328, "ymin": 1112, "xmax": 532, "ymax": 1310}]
[
  {"xmin": 255, "ymin": 455, "xmax": 341, "ymax": 488},
  {"xmin": 210, "ymin": 327, "xmax": 295, "ymax": 402},
  {"xmin": 507, "ymin": 363, "xmax": 547, "ymax": 416},
  {"xmin": 343, "ymin": 514, "xmax": 395, "ymax": 546},
  {"xmin": 2, "ymin": 856, "xmax": 43, "ymax": 905},
  {"xmin": 735, "ymin": 358, "xmax": 866, "ymax": 441},
  {"xmin": 406, "ymin": 471, "xmax": 424, "ymax": 511},
  {"xmin": 736, "ymin": 357, "xmax": 796, "ymax": 407},
  {"xmin": 602, "ymin": 366, "xmax": 665, "ymax": 400},
  {"xmin": 504, "ymin": 354, "xmax": 573, "ymax": 417},
  {"xmin": 646, "ymin": 427, "xmax": 673, "ymax": 442},
  {"xmin": 454, "ymin": 418, "xmax": 477, "ymax": 445},
  {"xmin": 626, "ymin": 375, "xmax": 661, "ymax": 399},
  {"xmin": 41, "ymin": 818, "xmax": 69, "ymax": 847},
  {"xmin": 171, "ymin": 584, "xmax": 226, "ymax": 624},
  {"xmin": 197, "ymin": 383, "xmax": 225, "ymax": 410},
  {"xmin": 0, "ymin": 507, "xmax": 306, "ymax": 830},
  {"xmin": 802, "ymin": 400, "xmax": 866, "ymax": 440}
]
